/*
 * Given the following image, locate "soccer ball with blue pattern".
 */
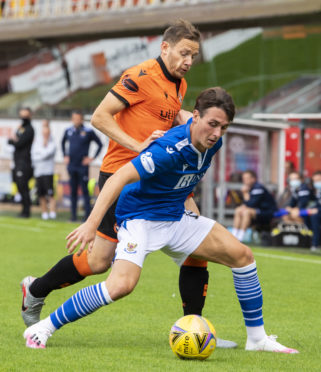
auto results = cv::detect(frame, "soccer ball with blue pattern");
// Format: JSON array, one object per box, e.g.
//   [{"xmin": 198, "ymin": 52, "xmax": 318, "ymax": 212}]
[{"xmin": 169, "ymin": 315, "xmax": 216, "ymax": 360}]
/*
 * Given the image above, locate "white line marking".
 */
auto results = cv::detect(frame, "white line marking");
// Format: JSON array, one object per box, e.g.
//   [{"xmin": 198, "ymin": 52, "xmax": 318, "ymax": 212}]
[
  {"xmin": 255, "ymin": 252, "xmax": 321, "ymax": 265},
  {"xmin": 0, "ymin": 223, "xmax": 42, "ymax": 232}
]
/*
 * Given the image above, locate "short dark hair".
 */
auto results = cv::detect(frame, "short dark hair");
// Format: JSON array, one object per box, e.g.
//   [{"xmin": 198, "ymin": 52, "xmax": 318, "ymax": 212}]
[
  {"xmin": 243, "ymin": 170, "xmax": 257, "ymax": 180},
  {"xmin": 163, "ymin": 19, "xmax": 201, "ymax": 45},
  {"xmin": 72, "ymin": 110, "xmax": 83, "ymax": 116},
  {"xmin": 194, "ymin": 87, "xmax": 235, "ymax": 122},
  {"xmin": 313, "ymin": 170, "xmax": 321, "ymax": 177}
]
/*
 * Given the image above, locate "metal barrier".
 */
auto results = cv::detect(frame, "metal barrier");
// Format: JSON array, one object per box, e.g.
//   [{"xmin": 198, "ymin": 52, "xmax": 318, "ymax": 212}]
[{"xmin": 0, "ymin": 0, "xmax": 216, "ymax": 19}]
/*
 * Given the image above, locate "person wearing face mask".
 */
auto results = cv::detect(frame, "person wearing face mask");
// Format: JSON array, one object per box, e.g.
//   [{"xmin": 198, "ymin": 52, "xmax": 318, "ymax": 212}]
[
  {"xmin": 282, "ymin": 171, "xmax": 314, "ymax": 225},
  {"xmin": 8, "ymin": 107, "xmax": 35, "ymax": 218},
  {"xmin": 308, "ymin": 171, "xmax": 321, "ymax": 252}
]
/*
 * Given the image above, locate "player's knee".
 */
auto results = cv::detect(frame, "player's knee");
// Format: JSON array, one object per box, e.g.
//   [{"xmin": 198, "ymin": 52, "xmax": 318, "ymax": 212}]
[
  {"xmin": 233, "ymin": 243, "xmax": 254, "ymax": 268},
  {"xmin": 107, "ymin": 277, "xmax": 136, "ymax": 300},
  {"xmin": 88, "ymin": 253, "xmax": 112, "ymax": 274}
]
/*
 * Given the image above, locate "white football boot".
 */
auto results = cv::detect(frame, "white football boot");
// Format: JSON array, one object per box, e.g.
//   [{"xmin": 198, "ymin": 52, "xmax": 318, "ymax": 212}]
[
  {"xmin": 23, "ymin": 321, "xmax": 52, "ymax": 349},
  {"xmin": 21, "ymin": 276, "xmax": 45, "ymax": 327},
  {"xmin": 246, "ymin": 335, "xmax": 299, "ymax": 353}
]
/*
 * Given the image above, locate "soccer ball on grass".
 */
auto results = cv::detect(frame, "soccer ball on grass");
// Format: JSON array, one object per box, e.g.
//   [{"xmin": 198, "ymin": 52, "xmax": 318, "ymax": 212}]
[{"xmin": 169, "ymin": 315, "xmax": 216, "ymax": 360}]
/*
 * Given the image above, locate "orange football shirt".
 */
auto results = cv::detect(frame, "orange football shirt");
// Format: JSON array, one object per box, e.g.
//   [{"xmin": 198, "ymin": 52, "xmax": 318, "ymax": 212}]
[{"xmin": 100, "ymin": 57, "xmax": 187, "ymax": 173}]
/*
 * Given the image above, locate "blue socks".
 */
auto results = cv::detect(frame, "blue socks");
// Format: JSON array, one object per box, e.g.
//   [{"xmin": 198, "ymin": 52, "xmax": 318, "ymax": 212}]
[
  {"xmin": 50, "ymin": 282, "xmax": 113, "ymax": 330},
  {"xmin": 232, "ymin": 262, "xmax": 263, "ymax": 327}
]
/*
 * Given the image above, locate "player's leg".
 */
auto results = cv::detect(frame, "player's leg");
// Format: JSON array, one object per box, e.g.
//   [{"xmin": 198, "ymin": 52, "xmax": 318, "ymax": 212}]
[
  {"xmin": 21, "ymin": 236, "xmax": 116, "ymax": 327},
  {"xmin": 190, "ymin": 221, "xmax": 298, "ymax": 353},
  {"xmin": 179, "ymin": 198, "xmax": 209, "ymax": 316},
  {"xmin": 20, "ymin": 172, "xmax": 118, "ymax": 327},
  {"xmin": 23, "ymin": 218, "xmax": 149, "ymax": 348},
  {"xmin": 23, "ymin": 260, "xmax": 142, "ymax": 349},
  {"xmin": 231, "ymin": 205, "xmax": 243, "ymax": 237}
]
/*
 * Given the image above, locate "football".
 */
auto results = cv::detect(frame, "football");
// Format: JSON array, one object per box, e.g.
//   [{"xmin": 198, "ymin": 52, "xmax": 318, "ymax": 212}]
[{"xmin": 169, "ymin": 315, "xmax": 216, "ymax": 360}]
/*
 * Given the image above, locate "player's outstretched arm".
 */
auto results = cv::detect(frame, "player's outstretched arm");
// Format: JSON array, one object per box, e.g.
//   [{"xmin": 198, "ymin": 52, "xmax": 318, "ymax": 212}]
[{"xmin": 66, "ymin": 162, "xmax": 140, "ymax": 255}]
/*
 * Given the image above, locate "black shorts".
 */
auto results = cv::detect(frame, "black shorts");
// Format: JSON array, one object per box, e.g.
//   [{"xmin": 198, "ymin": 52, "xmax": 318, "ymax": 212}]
[
  {"xmin": 97, "ymin": 172, "xmax": 119, "ymax": 241},
  {"xmin": 36, "ymin": 175, "xmax": 54, "ymax": 197}
]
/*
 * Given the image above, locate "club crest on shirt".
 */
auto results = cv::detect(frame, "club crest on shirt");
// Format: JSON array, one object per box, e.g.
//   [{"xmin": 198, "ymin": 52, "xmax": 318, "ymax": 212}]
[
  {"xmin": 125, "ymin": 242, "xmax": 137, "ymax": 254},
  {"xmin": 140, "ymin": 152, "xmax": 155, "ymax": 174}
]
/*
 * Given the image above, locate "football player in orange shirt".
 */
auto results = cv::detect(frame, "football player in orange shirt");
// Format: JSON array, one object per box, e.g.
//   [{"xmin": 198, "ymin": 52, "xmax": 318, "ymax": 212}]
[{"xmin": 20, "ymin": 19, "xmax": 236, "ymax": 348}]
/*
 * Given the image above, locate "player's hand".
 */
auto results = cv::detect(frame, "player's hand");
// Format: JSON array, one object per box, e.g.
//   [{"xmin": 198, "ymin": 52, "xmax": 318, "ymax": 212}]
[
  {"xmin": 66, "ymin": 222, "xmax": 96, "ymax": 256},
  {"xmin": 137, "ymin": 130, "xmax": 166, "ymax": 153},
  {"xmin": 64, "ymin": 156, "xmax": 70, "ymax": 165},
  {"xmin": 82, "ymin": 156, "xmax": 93, "ymax": 166}
]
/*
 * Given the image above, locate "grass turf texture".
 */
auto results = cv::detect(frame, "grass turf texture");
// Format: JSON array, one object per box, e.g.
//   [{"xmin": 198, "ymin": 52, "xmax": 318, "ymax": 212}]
[{"xmin": 1, "ymin": 215, "xmax": 321, "ymax": 372}]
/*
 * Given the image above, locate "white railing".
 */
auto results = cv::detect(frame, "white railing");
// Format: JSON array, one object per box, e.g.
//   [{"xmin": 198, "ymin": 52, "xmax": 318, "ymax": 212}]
[{"xmin": 0, "ymin": 0, "xmax": 217, "ymax": 19}]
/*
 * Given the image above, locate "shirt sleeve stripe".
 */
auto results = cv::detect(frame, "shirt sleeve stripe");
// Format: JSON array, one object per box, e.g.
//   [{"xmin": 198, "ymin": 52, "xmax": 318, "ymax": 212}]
[{"xmin": 110, "ymin": 89, "xmax": 130, "ymax": 108}]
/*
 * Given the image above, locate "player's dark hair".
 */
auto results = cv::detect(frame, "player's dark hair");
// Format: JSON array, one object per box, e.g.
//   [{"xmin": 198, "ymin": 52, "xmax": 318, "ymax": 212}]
[
  {"xmin": 163, "ymin": 19, "xmax": 201, "ymax": 45},
  {"xmin": 194, "ymin": 87, "xmax": 235, "ymax": 122},
  {"xmin": 313, "ymin": 170, "xmax": 321, "ymax": 177},
  {"xmin": 243, "ymin": 169, "xmax": 257, "ymax": 180}
]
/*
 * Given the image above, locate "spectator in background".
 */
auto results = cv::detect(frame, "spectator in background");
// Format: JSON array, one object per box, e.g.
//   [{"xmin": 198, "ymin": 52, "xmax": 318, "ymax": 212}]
[
  {"xmin": 7, "ymin": 107, "xmax": 34, "ymax": 218},
  {"xmin": 62, "ymin": 111, "xmax": 102, "ymax": 222},
  {"xmin": 282, "ymin": 171, "xmax": 313, "ymax": 225},
  {"xmin": 309, "ymin": 171, "xmax": 321, "ymax": 252},
  {"xmin": 232, "ymin": 170, "xmax": 277, "ymax": 242},
  {"xmin": 31, "ymin": 120, "xmax": 56, "ymax": 220}
]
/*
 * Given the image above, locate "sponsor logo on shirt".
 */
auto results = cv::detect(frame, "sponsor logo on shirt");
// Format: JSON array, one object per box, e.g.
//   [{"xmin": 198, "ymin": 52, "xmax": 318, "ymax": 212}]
[
  {"xmin": 174, "ymin": 172, "xmax": 205, "ymax": 189},
  {"xmin": 160, "ymin": 109, "xmax": 178, "ymax": 121},
  {"xmin": 140, "ymin": 152, "xmax": 155, "ymax": 174},
  {"xmin": 121, "ymin": 74, "xmax": 139, "ymax": 92}
]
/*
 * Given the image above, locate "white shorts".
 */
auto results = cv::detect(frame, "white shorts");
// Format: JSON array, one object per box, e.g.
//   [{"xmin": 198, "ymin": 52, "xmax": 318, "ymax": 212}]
[{"xmin": 115, "ymin": 212, "xmax": 215, "ymax": 267}]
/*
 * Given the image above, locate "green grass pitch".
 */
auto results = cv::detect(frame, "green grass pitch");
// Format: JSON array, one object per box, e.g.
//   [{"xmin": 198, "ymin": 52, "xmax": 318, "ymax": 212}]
[{"xmin": 1, "ymin": 215, "xmax": 321, "ymax": 372}]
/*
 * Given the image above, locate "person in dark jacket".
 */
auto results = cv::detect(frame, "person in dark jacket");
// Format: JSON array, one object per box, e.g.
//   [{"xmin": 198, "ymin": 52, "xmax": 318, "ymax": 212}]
[
  {"xmin": 232, "ymin": 170, "xmax": 277, "ymax": 242},
  {"xmin": 8, "ymin": 107, "xmax": 34, "ymax": 218},
  {"xmin": 282, "ymin": 171, "xmax": 314, "ymax": 225},
  {"xmin": 62, "ymin": 111, "xmax": 102, "ymax": 221}
]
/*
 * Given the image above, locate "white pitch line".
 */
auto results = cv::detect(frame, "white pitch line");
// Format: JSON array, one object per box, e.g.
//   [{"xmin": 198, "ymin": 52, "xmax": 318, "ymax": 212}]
[
  {"xmin": 255, "ymin": 252, "xmax": 321, "ymax": 265},
  {"xmin": 0, "ymin": 222, "xmax": 42, "ymax": 232}
]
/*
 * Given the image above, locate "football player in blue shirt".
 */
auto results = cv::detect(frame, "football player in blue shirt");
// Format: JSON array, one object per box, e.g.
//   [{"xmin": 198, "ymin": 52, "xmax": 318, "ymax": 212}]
[{"xmin": 23, "ymin": 87, "xmax": 298, "ymax": 354}]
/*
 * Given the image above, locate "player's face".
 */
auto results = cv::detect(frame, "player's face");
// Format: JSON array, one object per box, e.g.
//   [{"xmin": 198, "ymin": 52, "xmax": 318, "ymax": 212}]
[
  {"xmin": 161, "ymin": 38, "xmax": 199, "ymax": 79},
  {"xmin": 191, "ymin": 107, "xmax": 230, "ymax": 152}
]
